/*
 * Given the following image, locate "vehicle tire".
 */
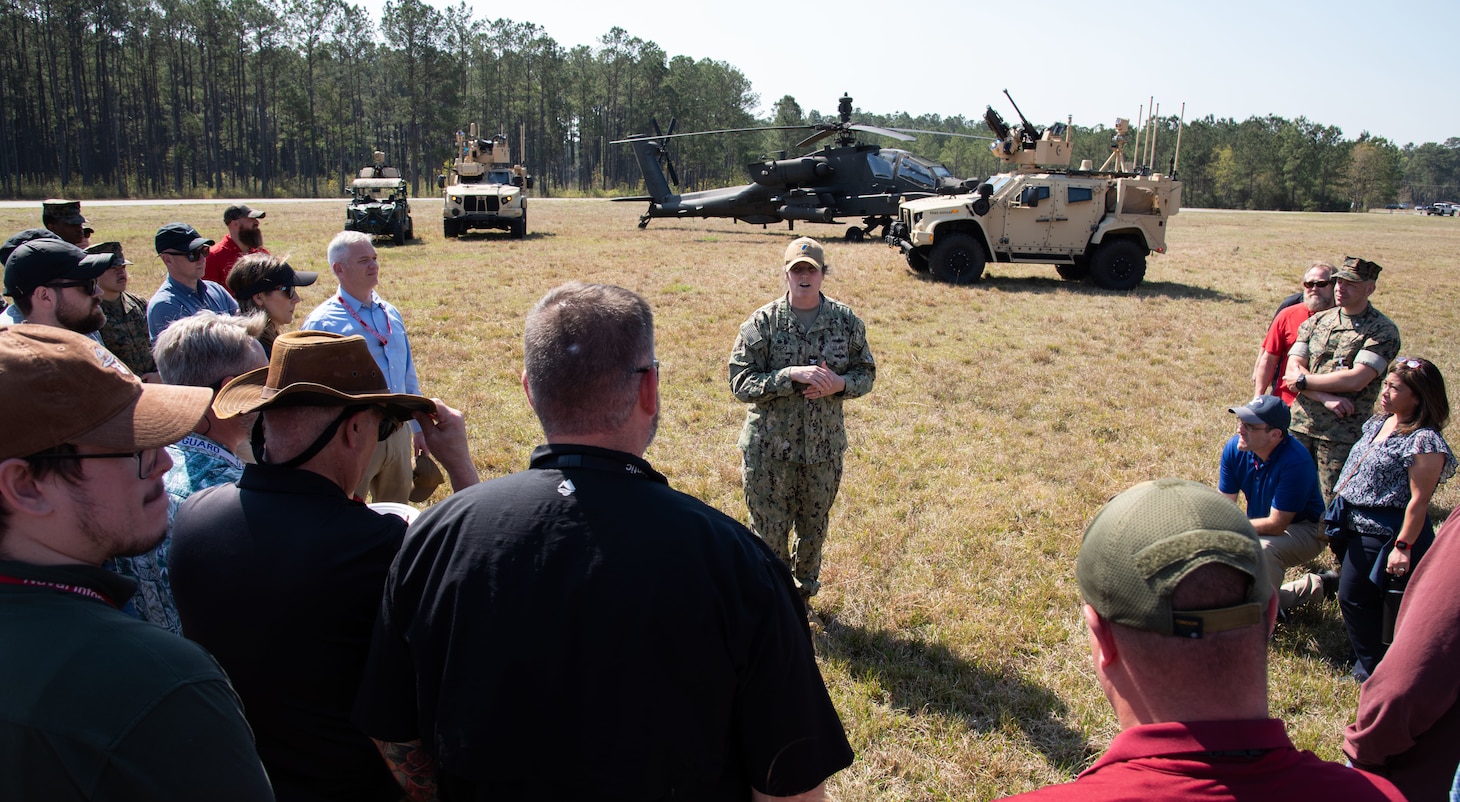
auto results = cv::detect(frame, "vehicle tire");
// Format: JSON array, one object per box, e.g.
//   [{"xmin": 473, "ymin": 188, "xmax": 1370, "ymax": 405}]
[
  {"xmin": 1087, "ymin": 239, "xmax": 1147, "ymax": 290},
  {"xmin": 844, "ymin": 226, "xmax": 864, "ymax": 242},
  {"xmin": 443, "ymin": 218, "xmax": 458, "ymax": 238},
  {"xmin": 511, "ymin": 211, "xmax": 527, "ymax": 239},
  {"xmin": 406, "ymin": 217, "xmax": 415, "ymax": 240},
  {"xmin": 392, "ymin": 216, "xmax": 406, "ymax": 246},
  {"xmin": 906, "ymin": 249, "xmax": 930, "ymax": 273},
  {"xmin": 1055, "ymin": 261, "xmax": 1089, "ymax": 281},
  {"xmin": 929, "ymin": 233, "xmax": 986, "ymax": 284}
]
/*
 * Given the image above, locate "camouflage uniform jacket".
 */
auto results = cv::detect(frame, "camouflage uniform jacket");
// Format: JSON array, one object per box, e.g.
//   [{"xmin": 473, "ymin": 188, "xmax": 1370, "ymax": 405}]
[
  {"xmin": 1289, "ymin": 304, "xmax": 1400, "ymax": 445},
  {"xmin": 729, "ymin": 294, "xmax": 875, "ymax": 463},
  {"xmin": 99, "ymin": 291, "xmax": 158, "ymax": 376}
]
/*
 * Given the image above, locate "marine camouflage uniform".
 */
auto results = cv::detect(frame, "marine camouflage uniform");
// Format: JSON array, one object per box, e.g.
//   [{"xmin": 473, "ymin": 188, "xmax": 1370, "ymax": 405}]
[
  {"xmin": 1289, "ymin": 304, "xmax": 1400, "ymax": 499},
  {"xmin": 729, "ymin": 294, "xmax": 875, "ymax": 598}
]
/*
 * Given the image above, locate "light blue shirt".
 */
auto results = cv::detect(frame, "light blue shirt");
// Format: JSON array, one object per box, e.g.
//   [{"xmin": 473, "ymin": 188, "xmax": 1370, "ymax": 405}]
[
  {"xmin": 300, "ymin": 287, "xmax": 421, "ymax": 429},
  {"xmin": 146, "ymin": 275, "xmax": 239, "ymax": 341}
]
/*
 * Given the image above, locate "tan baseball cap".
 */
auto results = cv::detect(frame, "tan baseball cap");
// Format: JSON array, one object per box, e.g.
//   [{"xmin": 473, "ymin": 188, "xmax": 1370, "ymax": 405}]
[
  {"xmin": 0, "ymin": 325, "xmax": 212, "ymax": 460},
  {"xmin": 783, "ymin": 237, "xmax": 826, "ymax": 271},
  {"xmin": 1076, "ymin": 478, "xmax": 1270, "ymax": 638}
]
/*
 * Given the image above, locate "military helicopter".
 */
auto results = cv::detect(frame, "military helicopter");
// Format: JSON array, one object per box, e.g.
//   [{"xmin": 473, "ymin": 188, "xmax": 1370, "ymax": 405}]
[{"xmin": 611, "ymin": 95, "xmax": 988, "ymax": 241}]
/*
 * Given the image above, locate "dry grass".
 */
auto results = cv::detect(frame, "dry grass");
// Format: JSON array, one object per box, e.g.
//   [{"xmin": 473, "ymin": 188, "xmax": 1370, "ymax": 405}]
[{"xmin": 10, "ymin": 200, "xmax": 1459, "ymax": 800}]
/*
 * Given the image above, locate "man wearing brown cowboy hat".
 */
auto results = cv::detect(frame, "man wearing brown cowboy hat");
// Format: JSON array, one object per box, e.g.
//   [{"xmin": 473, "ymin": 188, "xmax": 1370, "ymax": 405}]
[
  {"xmin": 0, "ymin": 325, "xmax": 273, "ymax": 800},
  {"xmin": 168, "ymin": 329, "xmax": 477, "ymax": 802}
]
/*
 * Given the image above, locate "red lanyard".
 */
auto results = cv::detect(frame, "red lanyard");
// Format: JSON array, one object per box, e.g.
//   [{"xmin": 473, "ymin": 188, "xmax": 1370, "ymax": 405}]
[
  {"xmin": 337, "ymin": 293, "xmax": 391, "ymax": 346},
  {"xmin": 0, "ymin": 574, "xmax": 117, "ymax": 607}
]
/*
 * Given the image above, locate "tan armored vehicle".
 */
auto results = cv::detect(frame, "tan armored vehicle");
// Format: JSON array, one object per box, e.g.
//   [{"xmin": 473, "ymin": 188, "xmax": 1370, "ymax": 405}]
[
  {"xmin": 886, "ymin": 99, "xmax": 1182, "ymax": 290},
  {"xmin": 439, "ymin": 124, "xmax": 533, "ymax": 239}
]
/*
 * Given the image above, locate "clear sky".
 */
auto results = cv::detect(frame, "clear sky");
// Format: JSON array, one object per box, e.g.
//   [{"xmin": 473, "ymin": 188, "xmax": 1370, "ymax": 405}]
[{"xmin": 360, "ymin": 0, "xmax": 1459, "ymax": 147}]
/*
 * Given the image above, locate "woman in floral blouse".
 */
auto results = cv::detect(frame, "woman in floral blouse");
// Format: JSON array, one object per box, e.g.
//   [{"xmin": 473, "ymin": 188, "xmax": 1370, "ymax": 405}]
[{"xmin": 1329, "ymin": 356, "xmax": 1455, "ymax": 680}]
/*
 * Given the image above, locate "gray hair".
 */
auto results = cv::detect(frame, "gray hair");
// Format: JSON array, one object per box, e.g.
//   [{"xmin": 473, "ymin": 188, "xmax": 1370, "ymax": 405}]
[
  {"xmin": 326, "ymin": 230, "xmax": 373, "ymax": 268},
  {"xmin": 524, "ymin": 282, "xmax": 654, "ymax": 438},
  {"xmin": 153, "ymin": 311, "xmax": 268, "ymax": 388}
]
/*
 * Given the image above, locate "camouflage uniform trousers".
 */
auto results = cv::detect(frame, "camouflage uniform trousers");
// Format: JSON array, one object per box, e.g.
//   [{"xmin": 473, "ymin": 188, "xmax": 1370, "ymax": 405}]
[
  {"xmin": 1292, "ymin": 431, "xmax": 1355, "ymax": 504},
  {"xmin": 742, "ymin": 450, "xmax": 844, "ymax": 599}
]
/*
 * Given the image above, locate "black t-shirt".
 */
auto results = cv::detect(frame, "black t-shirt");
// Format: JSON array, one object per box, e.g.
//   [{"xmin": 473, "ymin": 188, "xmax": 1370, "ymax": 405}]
[
  {"xmin": 0, "ymin": 561, "xmax": 273, "ymax": 801},
  {"xmin": 355, "ymin": 444, "xmax": 854, "ymax": 801},
  {"xmin": 171, "ymin": 462, "xmax": 405, "ymax": 802}
]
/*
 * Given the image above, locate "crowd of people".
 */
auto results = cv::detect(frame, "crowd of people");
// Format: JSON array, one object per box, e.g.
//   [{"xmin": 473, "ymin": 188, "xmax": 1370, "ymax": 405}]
[{"xmin": 0, "ymin": 198, "xmax": 1455, "ymax": 801}]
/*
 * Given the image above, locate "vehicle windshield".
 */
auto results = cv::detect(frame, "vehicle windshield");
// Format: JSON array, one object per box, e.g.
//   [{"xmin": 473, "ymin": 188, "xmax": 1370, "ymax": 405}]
[
  {"xmin": 488, "ymin": 170, "xmax": 514, "ymax": 184},
  {"xmin": 983, "ymin": 175, "xmax": 1014, "ymax": 195}
]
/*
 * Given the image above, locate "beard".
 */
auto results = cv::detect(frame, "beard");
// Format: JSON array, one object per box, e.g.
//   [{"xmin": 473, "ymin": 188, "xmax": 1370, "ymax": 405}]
[
  {"xmin": 238, "ymin": 227, "xmax": 264, "ymax": 250},
  {"xmin": 57, "ymin": 295, "xmax": 105, "ymax": 334}
]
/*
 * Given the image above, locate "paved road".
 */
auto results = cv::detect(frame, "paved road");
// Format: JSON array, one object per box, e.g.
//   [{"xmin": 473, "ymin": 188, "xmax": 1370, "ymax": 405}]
[{"xmin": 0, "ymin": 197, "xmax": 587, "ymax": 209}]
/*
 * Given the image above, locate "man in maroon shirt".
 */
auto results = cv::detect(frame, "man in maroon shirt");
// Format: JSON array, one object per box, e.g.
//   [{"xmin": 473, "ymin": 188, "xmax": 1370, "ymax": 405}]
[
  {"xmin": 1344, "ymin": 508, "xmax": 1460, "ymax": 802},
  {"xmin": 204, "ymin": 204, "xmax": 268, "ymax": 286},
  {"xmin": 1252, "ymin": 262, "xmax": 1334, "ymax": 403},
  {"xmin": 1005, "ymin": 478, "xmax": 1403, "ymax": 801}
]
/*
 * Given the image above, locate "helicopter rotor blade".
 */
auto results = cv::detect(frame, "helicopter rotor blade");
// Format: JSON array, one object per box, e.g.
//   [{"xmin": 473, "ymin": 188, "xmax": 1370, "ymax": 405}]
[
  {"xmin": 611, "ymin": 125, "xmax": 809, "ymax": 145},
  {"xmin": 889, "ymin": 127, "xmax": 1000, "ymax": 142},
  {"xmin": 666, "ymin": 117, "xmax": 677, "ymax": 137},
  {"xmin": 795, "ymin": 128, "xmax": 835, "ymax": 149},
  {"xmin": 847, "ymin": 123, "xmax": 915, "ymax": 142},
  {"xmin": 652, "ymin": 118, "xmax": 664, "ymax": 138},
  {"xmin": 664, "ymin": 150, "xmax": 681, "ymax": 187}
]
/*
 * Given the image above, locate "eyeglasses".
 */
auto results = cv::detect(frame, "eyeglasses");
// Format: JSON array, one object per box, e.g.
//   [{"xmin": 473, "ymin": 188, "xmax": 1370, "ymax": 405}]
[
  {"xmin": 1303, "ymin": 280, "xmax": 1332, "ymax": 289},
  {"xmin": 633, "ymin": 359, "xmax": 659, "ymax": 374},
  {"xmin": 165, "ymin": 247, "xmax": 209, "ymax": 262},
  {"xmin": 272, "ymin": 285, "xmax": 299, "ymax": 299},
  {"xmin": 44, "ymin": 278, "xmax": 99, "ymax": 294},
  {"xmin": 1236, "ymin": 420, "xmax": 1273, "ymax": 432},
  {"xmin": 375, "ymin": 408, "xmax": 405, "ymax": 441},
  {"xmin": 29, "ymin": 449, "xmax": 162, "ymax": 480}
]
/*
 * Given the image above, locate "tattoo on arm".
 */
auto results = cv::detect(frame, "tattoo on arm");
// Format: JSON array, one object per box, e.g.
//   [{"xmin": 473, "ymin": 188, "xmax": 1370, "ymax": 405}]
[{"xmin": 373, "ymin": 738, "xmax": 439, "ymax": 802}]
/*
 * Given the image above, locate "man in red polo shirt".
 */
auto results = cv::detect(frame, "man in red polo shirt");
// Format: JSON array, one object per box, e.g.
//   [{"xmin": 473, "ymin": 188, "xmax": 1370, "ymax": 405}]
[
  {"xmin": 1252, "ymin": 262, "xmax": 1334, "ymax": 403},
  {"xmin": 1004, "ymin": 479, "xmax": 1402, "ymax": 801},
  {"xmin": 204, "ymin": 204, "xmax": 268, "ymax": 286}
]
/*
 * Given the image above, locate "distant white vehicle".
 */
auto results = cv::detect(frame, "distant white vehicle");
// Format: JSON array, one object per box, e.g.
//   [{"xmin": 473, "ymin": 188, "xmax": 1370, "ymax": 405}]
[{"xmin": 1424, "ymin": 201, "xmax": 1457, "ymax": 216}]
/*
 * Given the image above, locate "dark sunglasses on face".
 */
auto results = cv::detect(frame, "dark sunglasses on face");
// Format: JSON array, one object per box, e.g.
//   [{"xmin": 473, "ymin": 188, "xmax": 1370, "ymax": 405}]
[
  {"xmin": 165, "ymin": 247, "xmax": 209, "ymax": 262},
  {"xmin": 1303, "ymin": 280, "xmax": 1332, "ymax": 289},
  {"xmin": 45, "ymin": 278, "xmax": 98, "ymax": 294}
]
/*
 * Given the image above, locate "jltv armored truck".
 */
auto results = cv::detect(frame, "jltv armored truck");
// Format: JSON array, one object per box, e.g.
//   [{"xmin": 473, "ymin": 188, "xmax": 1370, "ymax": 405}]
[
  {"xmin": 345, "ymin": 151, "xmax": 414, "ymax": 246},
  {"xmin": 439, "ymin": 125, "xmax": 533, "ymax": 239},
  {"xmin": 887, "ymin": 100, "xmax": 1182, "ymax": 290}
]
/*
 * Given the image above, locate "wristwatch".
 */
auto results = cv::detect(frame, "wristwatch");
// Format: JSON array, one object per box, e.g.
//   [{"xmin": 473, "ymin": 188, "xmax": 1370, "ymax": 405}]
[
  {"xmin": 1393, "ymin": 540, "xmax": 1410, "ymax": 551},
  {"xmin": 1294, "ymin": 374, "xmax": 1308, "ymax": 391}
]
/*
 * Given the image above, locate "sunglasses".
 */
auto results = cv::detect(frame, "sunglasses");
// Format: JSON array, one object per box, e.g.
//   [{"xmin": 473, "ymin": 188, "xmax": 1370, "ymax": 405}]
[
  {"xmin": 165, "ymin": 247, "xmax": 210, "ymax": 262},
  {"xmin": 1395, "ymin": 357, "xmax": 1424, "ymax": 371},
  {"xmin": 1302, "ymin": 280, "xmax": 1332, "ymax": 289},
  {"xmin": 44, "ymin": 278, "xmax": 99, "ymax": 294}
]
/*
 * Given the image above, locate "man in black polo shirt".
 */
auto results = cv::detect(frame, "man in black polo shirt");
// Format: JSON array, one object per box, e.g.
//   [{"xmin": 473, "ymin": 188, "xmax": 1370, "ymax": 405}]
[
  {"xmin": 169, "ymin": 330, "xmax": 479, "ymax": 802},
  {"xmin": 0, "ymin": 325, "xmax": 272, "ymax": 800},
  {"xmin": 355, "ymin": 281, "xmax": 854, "ymax": 801}
]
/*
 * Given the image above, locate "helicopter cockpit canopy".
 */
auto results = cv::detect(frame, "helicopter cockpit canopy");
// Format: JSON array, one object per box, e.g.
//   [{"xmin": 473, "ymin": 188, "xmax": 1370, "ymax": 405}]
[{"xmin": 869, "ymin": 150, "xmax": 953, "ymax": 190}]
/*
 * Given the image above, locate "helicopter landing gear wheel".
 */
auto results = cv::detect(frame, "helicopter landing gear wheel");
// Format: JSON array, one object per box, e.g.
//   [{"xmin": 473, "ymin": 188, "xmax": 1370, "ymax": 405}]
[
  {"xmin": 929, "ymin": 233, "xmax": 985, "ymax": 284},
  {"xmin": 844, "ymin": 226, "xmax": 864, "ymax": 243}
]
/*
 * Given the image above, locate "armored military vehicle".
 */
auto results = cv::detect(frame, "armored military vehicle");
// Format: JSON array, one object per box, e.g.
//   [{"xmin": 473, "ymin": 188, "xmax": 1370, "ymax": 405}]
[
  {"xmin": 345, "ymin": 151, "xmax": 414, "ymax": 246},
  {"xmin": 886, "ymin": 96, "xmax": 1182, "ymax": 290},
  {"xmin": 439, "ymin": 124, "xmax": 533, "ymax": 239}
]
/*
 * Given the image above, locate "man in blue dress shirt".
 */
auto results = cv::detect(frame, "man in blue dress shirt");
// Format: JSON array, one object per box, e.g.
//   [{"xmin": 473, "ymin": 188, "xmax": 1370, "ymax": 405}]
[
  {"xmin": 300, "ymin": 230, "xmax": 422, "ymax": 503},
  {"xmin": 147, "ymin": 222, "xmax": 239, "ymax": 341}
]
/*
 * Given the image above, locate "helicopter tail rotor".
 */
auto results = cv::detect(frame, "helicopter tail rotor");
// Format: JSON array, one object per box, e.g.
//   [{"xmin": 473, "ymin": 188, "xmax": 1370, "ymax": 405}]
[{"xmin": 651, "ymin": 118, "xmax": 682, "ymax": 187}]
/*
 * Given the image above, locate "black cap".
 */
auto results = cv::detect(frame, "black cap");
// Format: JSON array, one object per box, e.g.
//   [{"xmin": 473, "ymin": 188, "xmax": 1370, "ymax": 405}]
[
  {"xmin": 4, "ymin": 239, "xmax": 113, "ymax": 296},
  {"xmin": 0, "ymin": 229, "xmax": 61, "ymax": 268},
  {"xmin": 1228, "ymin": 395, "xmax": 1291, "ymax": 431},
  {"xmin": 223, "ymin": 204, "xmax": 266, "ymax": 224},
  {"xmin": 86, "ymin": 241, "xmax": 133, "ymax": 267},
  {"xmin": 233, "ymin": 262, "xmax": 318, "ymax": 299},
  {"xmin": 155, "ymin": 222, "xmax": 214, "ymax": 255}
]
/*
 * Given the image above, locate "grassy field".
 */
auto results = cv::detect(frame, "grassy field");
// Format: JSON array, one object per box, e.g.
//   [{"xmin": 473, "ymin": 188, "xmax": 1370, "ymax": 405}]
[{"xmin": 9, "ymin": 199, "xmax": 1458, "ymax": 800}]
